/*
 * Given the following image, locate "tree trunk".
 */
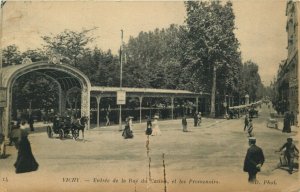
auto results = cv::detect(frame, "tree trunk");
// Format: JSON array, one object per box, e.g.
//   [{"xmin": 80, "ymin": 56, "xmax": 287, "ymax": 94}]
[{"xmin": 210, "ymin": 65, "xmax": 217, "ymax": 118}]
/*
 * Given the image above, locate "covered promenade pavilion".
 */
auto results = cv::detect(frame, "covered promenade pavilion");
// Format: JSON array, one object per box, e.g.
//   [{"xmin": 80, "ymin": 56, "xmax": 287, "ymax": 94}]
[
  {"xmin": 0, "ymin": 60, "xmax": 209, "ymax": 136},
  {"xmin": 90, "ymin": 86, "xmax": 208, "ymax": 128}
]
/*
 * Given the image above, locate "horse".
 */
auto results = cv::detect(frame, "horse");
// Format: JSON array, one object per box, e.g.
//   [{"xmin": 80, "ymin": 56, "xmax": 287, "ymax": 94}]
[{"xmin": 71, "ymin": 116, "xmax": 89, "ymax": 140}]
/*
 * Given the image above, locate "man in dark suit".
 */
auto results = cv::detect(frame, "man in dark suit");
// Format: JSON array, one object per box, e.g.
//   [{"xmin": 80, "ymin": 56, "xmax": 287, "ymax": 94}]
[
  {"xmin": 243, "ymin": 137, "xmax": 265, "ymax": 183},
  {"xmin": 244, "ymin": 114, "xmax": 249, "ymax": 131}
]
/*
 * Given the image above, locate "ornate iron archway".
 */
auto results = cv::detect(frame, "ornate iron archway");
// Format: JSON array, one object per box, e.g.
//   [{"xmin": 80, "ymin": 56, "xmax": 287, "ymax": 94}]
[{"xmin": 1, "ymin": 61, "xmax": 91, "ymax": 137}]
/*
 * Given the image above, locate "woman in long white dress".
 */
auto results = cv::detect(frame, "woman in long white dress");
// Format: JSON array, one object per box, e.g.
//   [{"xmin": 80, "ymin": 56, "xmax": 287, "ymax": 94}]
[{"xmin": 151, "ymin": 115, "xmax": 161, "ymax": 136}]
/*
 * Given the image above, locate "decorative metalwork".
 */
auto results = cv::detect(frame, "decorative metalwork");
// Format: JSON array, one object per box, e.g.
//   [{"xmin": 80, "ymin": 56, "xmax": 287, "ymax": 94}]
[
  {"xmin": 47, "ymin": 52, "xmax": 63, "ymax": 64},
  {"xmin": 81, "ymin": 85, "xmax": 90, "ymax": 118},
  {"xmin": 21, "ymin": 57, "xmax": 32, "ymax": 65}
]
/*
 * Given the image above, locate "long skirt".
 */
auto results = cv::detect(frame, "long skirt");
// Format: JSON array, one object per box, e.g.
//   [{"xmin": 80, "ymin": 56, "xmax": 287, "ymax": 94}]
[
  {"xmin": 282, "ymin": 119, "xmax": 291, "ymax": 133},
  {"xmin": 14, "ymin": 136, "xmax": 39, "ymax": 174},
  {"xmin": 183, "ymin": 125, "xmax": 188, "ymax": 132},
  {"xmin": 122, "ymin": 128, "xmax": 134, "ymax": 139},
  {"xmin": 151, "ymin": 126, "xmax": 161, "ymax": 136},
  {"xmin": 145, "ymin": 127, "xmax": 152, "ymax": 135}
]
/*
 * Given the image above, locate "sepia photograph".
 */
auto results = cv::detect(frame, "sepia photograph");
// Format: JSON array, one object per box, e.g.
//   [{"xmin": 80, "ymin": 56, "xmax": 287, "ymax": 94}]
[{"xmin": 0, "ymin": 0, "xmax": 299, "ymax": 191}]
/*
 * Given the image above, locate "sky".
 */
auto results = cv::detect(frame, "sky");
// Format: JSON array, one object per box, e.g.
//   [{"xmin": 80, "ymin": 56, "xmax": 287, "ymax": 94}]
[{"xmin": 2, "ymin": 0, "xmax": 288, "ymax": 86}]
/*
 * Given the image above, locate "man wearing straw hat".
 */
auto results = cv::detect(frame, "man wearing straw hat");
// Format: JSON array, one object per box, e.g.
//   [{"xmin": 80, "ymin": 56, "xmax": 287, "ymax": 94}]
[{"xmin": 243, "ymin": 137, "xmax": 265, "ymax": 183}]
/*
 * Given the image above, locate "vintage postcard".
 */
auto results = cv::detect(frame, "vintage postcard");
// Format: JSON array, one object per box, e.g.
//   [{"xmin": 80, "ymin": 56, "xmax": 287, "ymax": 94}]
[{"xmin": 0, "ymin": 0, "xmax": 299, "ymax": 192}]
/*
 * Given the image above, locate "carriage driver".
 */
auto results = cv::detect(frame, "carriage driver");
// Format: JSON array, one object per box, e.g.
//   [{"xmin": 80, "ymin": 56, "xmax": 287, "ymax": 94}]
[{"xmin": 72, "ymin": 116, "xmax": 84, "ymax": 129}]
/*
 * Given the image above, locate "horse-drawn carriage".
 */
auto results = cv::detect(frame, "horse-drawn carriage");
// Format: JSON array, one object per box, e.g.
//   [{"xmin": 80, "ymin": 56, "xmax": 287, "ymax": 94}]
[{"xmin": 47, "ymin": 115, "xmax": 88, "ymax": 140}]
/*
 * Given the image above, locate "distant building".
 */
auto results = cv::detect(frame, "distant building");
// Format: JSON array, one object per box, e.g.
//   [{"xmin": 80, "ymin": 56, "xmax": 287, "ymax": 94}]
[
  {"xmin": 286, "ymin": 1, "xmax": 298, "ymax": 115},
  {"xmin": 274, "ymin": 1, "xmax": 298, "ymax": 119}
]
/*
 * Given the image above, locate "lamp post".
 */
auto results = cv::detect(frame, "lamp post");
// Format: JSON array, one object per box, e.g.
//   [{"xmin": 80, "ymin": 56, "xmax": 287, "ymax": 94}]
[
  {"xmin": 0, "ymin": 0, "xmax": 6, "ymax": 87},
  {"xmin": 118, "ymin": 29, "xmax": 124, "ymax": 131},
  {"xmin": 0, "ymin": 0, "xmax": 6, "ymax": 142}
]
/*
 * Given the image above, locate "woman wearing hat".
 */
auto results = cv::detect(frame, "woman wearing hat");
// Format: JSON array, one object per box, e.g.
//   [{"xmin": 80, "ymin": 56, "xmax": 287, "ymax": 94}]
[
  {"xmin": 122, "ymin": 116, "xmax": 134, "ymax": 139},
  {"xmin": 182, "ymin": 116, "xmax": 188, "ymax": 132},
  {"xmin": 14, "ymin": 125, "xmax": 39, "ymax": 173},
  {"xmin": 151, "ymin": 115, "xmax": 161, "ymax": 136},
  {"xmin": 145, "ymin": 116, "xmax": 152, "ymax": 135}
]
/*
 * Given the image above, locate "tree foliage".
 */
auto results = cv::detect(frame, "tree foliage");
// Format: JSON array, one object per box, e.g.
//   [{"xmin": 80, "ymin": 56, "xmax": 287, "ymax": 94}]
[
  {"xmin": 2, "ymin": 44, "xmax": 22, "ymax": 67},
  {"xmin": 2, "ymin": 2, "xmax": 267, "ymax": 115},
  {"xmin": 184, "ymin": 1, "xmax": 241, "ymax": 94},
  {"xmin": 12, "ymin": 73, "xmax": 59, "ymax": 111},
  {"xmin": 240, "ymin": 60, "xmax": 264, "ymax": 101},
  {"xmin": 41, "ymin": 28, "xmax": 97, "ymax": 67},
  {"xmin": 123, "ymin": 25, "xmax": 185, "ymax": 89}
]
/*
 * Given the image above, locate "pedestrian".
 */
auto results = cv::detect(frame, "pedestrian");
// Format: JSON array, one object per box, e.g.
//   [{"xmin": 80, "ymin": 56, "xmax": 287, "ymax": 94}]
[
  {"xmin": 243, "ymin": 137, "xmax": 265, "ymax": 183},
  {"xmin": 194, "ymin": 112, "xmax": 198, "ymax": 127},
  {"xmin": 244, "ymin": 114, "xmax": 249, "ymax": 131},
  {"xmin": 182, "ymin": 115, "xmax": 188, "ymax": 132},
  {"xmin": 276, "ymin": 137, "xmax": 299, "ymax": 174},
  {"xmin": 247, "ymin": 119, "xmax": 253, "ymax": 137},
  {"xmin": 145, "ymin": 116, "xmax": 152, "ymax": 135},
  {"xmin": 14, "ymin": 125, "xmax": 39, "ymax": 174},
  {"xmin": 151, "ymin": 115, "xmax": 161, "ymax": 136},
  {"xmin": 0, "ymin": 133, "xmax": 5, "ymax": 158},
  {"xmin": 41, "ymin": 110, "xmax": 46, "ymax": 124},
  {"xmin": 290, "ymin": 111, "xmax": 295, "ymax": 126},
  {"xmin": 197, "ymin": 112, "xmax": 202, "ymax": 126},
  {"xmin": 282, "ymin": 112, "xmax": 291, "ymax": 133},
  {"xmin": 9, "ymin": 121, "xmax": 20, "ymax": 146},
  {"xmin": 122, "ymin": 117, "xmax": 134, "ymax": 139},
  {"xmin": 105, "ymin": 110, "xmax": 110, "ymax": 126},
  {"xmin": 128, "ymin": 116, "xmax": 133, "ymax": 130},
  {"xmin": 28, "ymin": 114, "xmax": 34, "ymax": 132}
]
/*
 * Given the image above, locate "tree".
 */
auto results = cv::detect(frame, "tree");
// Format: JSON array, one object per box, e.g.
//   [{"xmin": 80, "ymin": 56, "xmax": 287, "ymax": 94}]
[
  {"xmin": 123, "ymin": 25, "xmax": 185, "ymax": 89},
  {"xmin": 184, "ymin": 1, "xmax": 241, "ymax": 117},
  {"xmin": 75, "ymin": 47, "xmax": 120, "ymax": 86},
  {"xmin": 21, "ymin": 49, "xmax": 47, "ymax": 62},
  {"xmin": 240, "ymin": 60, "xmax": 263, "ymax": 102},
  {"xmin": 12, "ymin": 73, "xmax": 59, "ymax": 112},
  {"xmin": 2, "ymin": 45, "xmax": 22, "ymax": 67},
  {"xmin": 41, "ymin": 28, "xmax": 121, "ymax": 87},
  {"xmin": 41, "ymin": 28, "xmax": 97, "ymax": 67}
]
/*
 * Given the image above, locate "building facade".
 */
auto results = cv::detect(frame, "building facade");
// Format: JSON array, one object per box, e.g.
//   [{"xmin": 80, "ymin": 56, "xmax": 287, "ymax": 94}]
[
  {"xmin": 286, "ymin": 0, "xmax": 299, "ymax": 116},
  {"xmin": 274, "ymin": 1, "xmax": 299, "ymax": 120}
]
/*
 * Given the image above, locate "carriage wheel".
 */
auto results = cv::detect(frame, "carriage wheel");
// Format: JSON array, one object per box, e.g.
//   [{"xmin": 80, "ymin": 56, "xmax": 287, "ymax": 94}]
[
  {"xmin": 47, "ymin": 126, "xmax": 53, "ymax": 138},
  {"xmin": 59, "ymin": 129, "xmax": 65, "ymax": 140}
]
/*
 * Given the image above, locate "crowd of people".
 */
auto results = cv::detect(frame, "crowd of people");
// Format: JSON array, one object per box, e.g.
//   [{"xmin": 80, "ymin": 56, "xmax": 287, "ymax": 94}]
[
  {"xmin": 122, "ymin": 111, "xmax": 203, "ymax": 139},
  {"xmin": 1, "ymin": 101, "xmax": 298, "ymax": 181}
]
